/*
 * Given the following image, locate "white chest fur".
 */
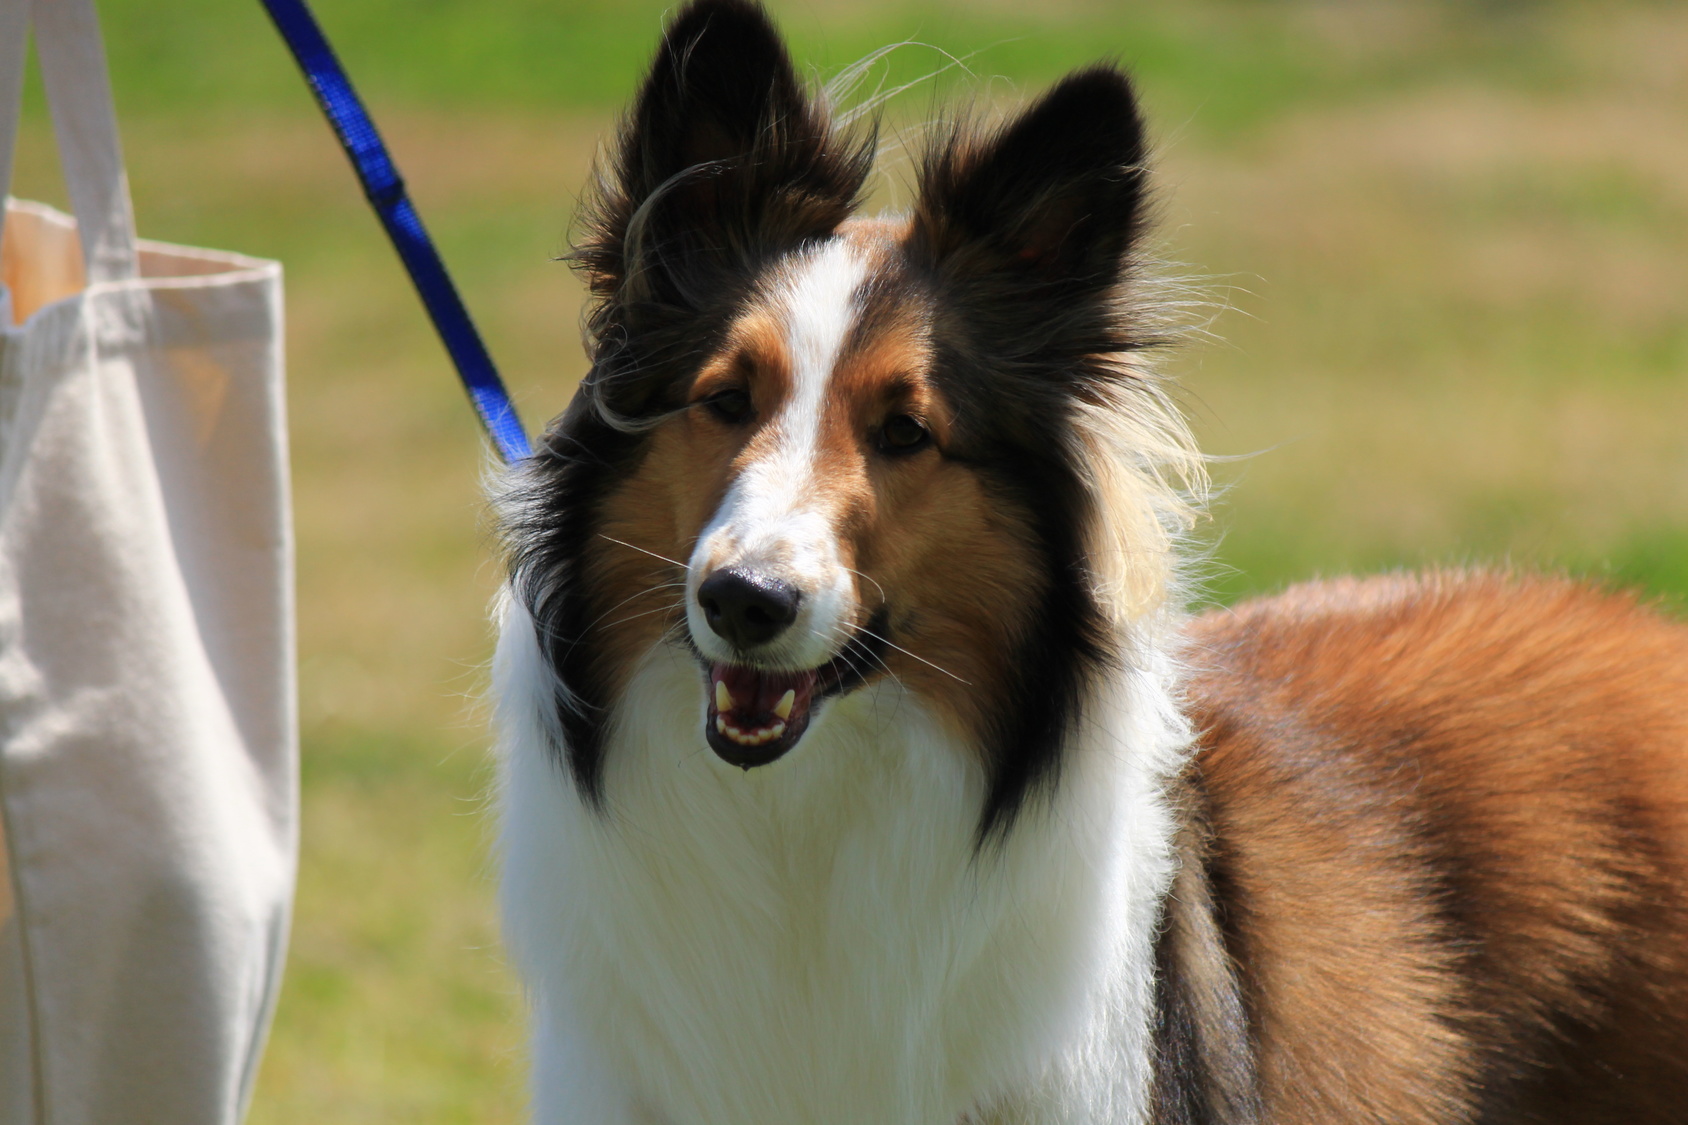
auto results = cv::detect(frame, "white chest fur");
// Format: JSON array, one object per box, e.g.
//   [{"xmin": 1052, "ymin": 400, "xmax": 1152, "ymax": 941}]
[{"xmin": 493, "ymin": 599, "xmax": 1188, "ymax": 1125}]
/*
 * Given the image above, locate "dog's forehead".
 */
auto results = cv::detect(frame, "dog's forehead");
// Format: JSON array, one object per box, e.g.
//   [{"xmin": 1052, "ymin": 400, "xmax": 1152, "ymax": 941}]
[
  {"xmin": 761, "ymin": 236, "xmax": 874, "ymax": 379},
  {"xmin": 743, "ymin": 221, "xmax": 926, "ymax": 396}
]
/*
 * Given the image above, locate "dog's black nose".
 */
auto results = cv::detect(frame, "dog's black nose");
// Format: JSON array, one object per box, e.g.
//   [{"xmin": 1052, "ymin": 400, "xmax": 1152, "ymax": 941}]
[{"xmin": 698, "ymin": 568, "xmax": 801, "ymax": 649}]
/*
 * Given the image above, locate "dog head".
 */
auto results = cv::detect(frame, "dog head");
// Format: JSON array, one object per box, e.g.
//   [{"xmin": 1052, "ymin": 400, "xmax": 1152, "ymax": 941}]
[{"xmin": 503, "ymin": 0, "xmax": 1198, "ymax": 836}]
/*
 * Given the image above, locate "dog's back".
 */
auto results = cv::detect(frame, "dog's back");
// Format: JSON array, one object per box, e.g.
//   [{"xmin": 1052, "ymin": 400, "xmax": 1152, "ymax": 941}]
[{"xmin": 1176, "ymin": 572, "xmax": 1688, "ymax": 1124}]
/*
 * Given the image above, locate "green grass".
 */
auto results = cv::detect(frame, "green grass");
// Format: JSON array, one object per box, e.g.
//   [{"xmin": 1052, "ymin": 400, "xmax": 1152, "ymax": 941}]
[
  {"xmin": 9, "ymin": 0, "xmax": 1687, "ymax": 1119},
  {"xmin": 258, "ymin": 727, "xmax": 518, "ymax": 1123},
  {"xmin": 47, "ymin": 1, "xmax": 1679, "ymax": 135}
]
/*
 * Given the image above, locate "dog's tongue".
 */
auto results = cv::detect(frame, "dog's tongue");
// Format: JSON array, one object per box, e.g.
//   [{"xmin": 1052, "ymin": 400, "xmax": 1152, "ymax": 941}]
[{"xmin": 707, "ymin": 662, "xmax": 817, "ymax": 760}]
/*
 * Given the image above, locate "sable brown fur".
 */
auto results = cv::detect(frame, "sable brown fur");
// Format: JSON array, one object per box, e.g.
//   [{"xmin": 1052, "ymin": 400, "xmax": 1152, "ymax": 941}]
[{"xmin": 1171, "ymin": 571, "xmax": 1688, "ymax": 1123}]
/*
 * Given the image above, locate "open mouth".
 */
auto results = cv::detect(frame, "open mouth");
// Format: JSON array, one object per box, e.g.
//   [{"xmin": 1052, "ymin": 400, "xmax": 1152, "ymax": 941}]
[{"xmin": 702, "ymin": 611, "xmax": 888, "ymax": 768}]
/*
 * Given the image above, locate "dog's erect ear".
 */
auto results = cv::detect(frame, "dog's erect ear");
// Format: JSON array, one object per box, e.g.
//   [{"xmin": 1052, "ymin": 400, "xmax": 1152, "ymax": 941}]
[
  {"xmin": 576, "ymin": 0, "xmax": 869, "ymax": 308},
  {"xmin": 912, "ymin": 67, "xmax": 1150, "ymax": 299}
]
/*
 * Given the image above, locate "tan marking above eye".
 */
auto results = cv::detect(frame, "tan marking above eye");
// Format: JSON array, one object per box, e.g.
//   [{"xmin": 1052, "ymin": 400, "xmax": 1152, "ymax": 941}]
[
  {"xmin": 688, "ymin": 355, "xmax": 751, "ymax": 406},
  {"xmin": 688, "ymin": 312, "xmax": 792, "ymax": 409},
  {"xmin": 866, "ymin": 377, "xmax": 950, "ymax": 449}
]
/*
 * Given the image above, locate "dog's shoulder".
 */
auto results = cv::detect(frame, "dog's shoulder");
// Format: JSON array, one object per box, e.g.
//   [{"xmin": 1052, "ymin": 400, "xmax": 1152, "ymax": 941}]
[{"xmin": 1173, "ymin": 571, "xmax": 1688, "ymax": 1123}]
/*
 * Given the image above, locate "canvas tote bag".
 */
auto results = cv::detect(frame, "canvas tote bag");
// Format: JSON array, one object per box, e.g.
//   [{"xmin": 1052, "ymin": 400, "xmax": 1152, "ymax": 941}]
[{"xmin": 0, "ymin": 0, "xmax": 296, "ymax": 1121}]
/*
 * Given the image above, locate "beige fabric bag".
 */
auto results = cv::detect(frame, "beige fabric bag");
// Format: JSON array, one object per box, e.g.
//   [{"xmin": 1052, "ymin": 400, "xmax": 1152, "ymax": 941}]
[{"xmin": 0, "ymin": 0, "xmax": 296, "ymax": 1121}]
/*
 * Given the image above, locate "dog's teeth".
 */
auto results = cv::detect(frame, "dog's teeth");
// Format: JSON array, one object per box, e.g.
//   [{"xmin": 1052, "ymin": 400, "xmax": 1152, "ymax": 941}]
[
  {"xmin": 715, "ymin": 681, "xmax": 733, "ymax": 712},
  {"xmin": 716, "ymin": 713, "xmax": 790, "ymax": 749},
  {"xmin": 773, "ymin": 689, "xmax": 795, "ymax": 720}
]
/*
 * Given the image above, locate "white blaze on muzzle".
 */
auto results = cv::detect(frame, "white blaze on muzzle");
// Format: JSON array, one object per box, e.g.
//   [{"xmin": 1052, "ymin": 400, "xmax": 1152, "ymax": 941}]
[{"xmin": 686, "ymin": 237, "xmax": 873, "ymax": 673}]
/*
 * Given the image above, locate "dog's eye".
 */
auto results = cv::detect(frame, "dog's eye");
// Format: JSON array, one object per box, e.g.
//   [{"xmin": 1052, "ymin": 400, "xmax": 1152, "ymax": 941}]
[
  {"xmin": 704, "ymin": 389, "xmax": 753, "ymax": 425},
  {"xmin": 877, "ymin": 413, "xmax": 931, "ymax": 454}
]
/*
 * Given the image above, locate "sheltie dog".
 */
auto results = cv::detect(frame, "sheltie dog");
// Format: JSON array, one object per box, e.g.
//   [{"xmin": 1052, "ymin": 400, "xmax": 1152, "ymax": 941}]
[{"xmin": 491, "ymin": 2, "xmax": 1688, "ymax": 1121}]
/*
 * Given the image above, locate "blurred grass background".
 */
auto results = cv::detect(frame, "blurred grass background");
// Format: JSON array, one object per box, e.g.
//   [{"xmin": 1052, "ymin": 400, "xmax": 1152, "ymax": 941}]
[{"xmin": 9, "ymin": 0, "xmax": 1687, "ymax": 1119}]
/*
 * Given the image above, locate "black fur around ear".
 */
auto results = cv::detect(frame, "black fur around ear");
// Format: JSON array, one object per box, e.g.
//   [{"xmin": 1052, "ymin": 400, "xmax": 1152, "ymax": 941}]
[
  {"xmin": 904, "ymin": 69, "xmax": 1155, "ymax": 844},
  {"xmin": 913, "ymin": 67, "xmax": 1150, "ymax": 298},
  {"xmin": 575, "ymin": 0, "xmax": 870, "ymax": 316}
]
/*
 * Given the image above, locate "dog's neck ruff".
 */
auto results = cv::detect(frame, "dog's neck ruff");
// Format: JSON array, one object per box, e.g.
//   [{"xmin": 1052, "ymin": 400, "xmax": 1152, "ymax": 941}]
[{"xmin": 495, "ymin": 598, "xmax": 1190, "ymax": 1125}]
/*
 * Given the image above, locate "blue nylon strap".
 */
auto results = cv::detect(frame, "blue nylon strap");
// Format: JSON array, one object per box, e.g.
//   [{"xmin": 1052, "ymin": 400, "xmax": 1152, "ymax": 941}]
[{"xmin": 258, "ymin": 0, "xmax": 531, "ymax": 463}]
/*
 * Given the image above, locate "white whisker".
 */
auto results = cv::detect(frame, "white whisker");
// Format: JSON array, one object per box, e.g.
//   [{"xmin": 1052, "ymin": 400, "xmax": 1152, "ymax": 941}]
[
  {"xmin": 578, "ymin": 583, "xmax": 688, "ymax": 639},
  {"xmin": 600, "ymin": 534, "xmax": 690, "ymax": 570},
  {"xmin": 601, "ymin": 601, "xmax": 688, "ymax": 634},
  {"xmin": 853, "ymin": 624, "xmax": 971, "ymax": 685},
  {"xmin": 841, "ymin": 565, "xmax": 886, "ymax": 605}
]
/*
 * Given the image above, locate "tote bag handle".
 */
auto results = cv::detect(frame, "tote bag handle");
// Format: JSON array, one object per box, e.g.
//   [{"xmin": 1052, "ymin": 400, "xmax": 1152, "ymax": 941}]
[{"xmin": 0, "ymin": 0, "xmax": 140, "ymax": 286}]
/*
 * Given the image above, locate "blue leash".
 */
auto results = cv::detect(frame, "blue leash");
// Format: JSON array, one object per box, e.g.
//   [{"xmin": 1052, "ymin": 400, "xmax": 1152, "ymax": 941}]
[{"xmin": 258, "ymin": 0, "xmax": 531, "ymax": 463}]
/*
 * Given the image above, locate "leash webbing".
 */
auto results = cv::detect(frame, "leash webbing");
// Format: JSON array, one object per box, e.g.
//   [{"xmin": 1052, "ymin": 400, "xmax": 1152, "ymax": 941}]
[{"xmin": 258, "ymin": 0, "xmax": 531, "ymax": 463}]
